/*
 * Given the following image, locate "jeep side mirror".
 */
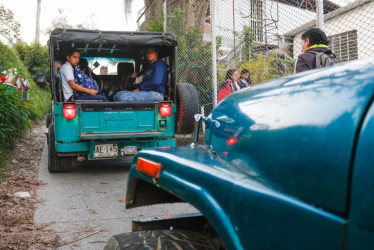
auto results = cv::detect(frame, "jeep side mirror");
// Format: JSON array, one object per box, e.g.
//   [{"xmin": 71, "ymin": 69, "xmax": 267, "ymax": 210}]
[{"xmin": 36, "ymin": 72, "xmax": 49, "ymax": 87}]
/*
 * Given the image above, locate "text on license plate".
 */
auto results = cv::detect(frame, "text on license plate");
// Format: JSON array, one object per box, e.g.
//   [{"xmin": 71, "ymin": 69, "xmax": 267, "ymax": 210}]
[{"xmin": 94, "ymin": 144, "xmax": 118, "ymax": 158}]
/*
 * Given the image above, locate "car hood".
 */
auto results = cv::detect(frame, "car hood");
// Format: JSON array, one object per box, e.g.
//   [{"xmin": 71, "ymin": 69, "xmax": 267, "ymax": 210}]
[{"xmin": 205, "ymin": 58, "xmax": 374, "ymax": 214}]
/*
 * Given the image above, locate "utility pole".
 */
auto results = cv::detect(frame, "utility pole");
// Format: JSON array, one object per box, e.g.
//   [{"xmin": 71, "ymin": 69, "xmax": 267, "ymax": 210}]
[
  {"xmin": 163, "ymin": 0, "xmax": 167, "ymax": 32},
  {"xmin": 35, "ymin": 0, "xmax": 41, "ymax": 43}
]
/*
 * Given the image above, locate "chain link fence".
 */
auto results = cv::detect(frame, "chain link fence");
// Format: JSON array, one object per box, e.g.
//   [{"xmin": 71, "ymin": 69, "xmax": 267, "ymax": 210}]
[{"xmin": 137, "ymin": 0, "xmax": 374, "ymax": 116}]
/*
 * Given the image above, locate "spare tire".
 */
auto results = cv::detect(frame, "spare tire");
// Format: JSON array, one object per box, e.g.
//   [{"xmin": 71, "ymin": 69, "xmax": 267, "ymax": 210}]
[{"xmin": 175, "ymin": 83, "xmax": 199, "ymax": 134}]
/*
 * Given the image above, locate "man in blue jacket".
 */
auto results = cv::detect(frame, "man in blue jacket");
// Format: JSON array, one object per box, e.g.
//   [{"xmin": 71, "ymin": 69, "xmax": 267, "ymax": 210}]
[{"xmin": 114, "ymin": 47, "xmax": 167, "ymax": 102}]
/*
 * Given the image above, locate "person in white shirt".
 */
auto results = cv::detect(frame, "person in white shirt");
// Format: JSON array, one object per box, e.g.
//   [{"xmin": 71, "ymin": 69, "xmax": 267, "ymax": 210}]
[{"xmin": 60, "ymin": 48, "xmax": 107, "ymax": 102}]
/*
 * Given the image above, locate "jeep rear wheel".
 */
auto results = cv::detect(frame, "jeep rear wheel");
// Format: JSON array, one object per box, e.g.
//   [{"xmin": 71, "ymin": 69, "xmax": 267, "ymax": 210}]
[
  {"xmin": 48, "ymin": 123, "xmax": 73, "ymax": 173},
  {"xmin": 176, "ymin": 83, "xmax": 199, "ymax": 134},
  {"xmin": 46, "ymin": 113, "xmax": 52, "ymax": 129},
  {"xmin": 105, "ymin": 229, "xmax": 221, "ymax": 250},
  {"xmin": 46, "ymin": 113, "xmax": 52, "ymax": 144}
]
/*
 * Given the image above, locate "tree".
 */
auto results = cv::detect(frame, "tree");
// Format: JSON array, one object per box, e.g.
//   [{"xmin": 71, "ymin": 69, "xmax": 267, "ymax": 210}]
[
  {"xmin": 143, "ymin": 0, "xmax": 209, "ymax": 30},
  {"xmin": 14, "ymin": 42, "xmax": 50, "ymax": 83},
  {"xmin": 0, "ymin": 5, "xmax": 21, "ymax": 43},
  {"xmin": 44, "ymin": 9, "xmax": 96, "ymax": 35},
  {"xmin": 35, "ymin": 0, "xmax": 41, "ymax": 43},
  {"xmin": 144, "ymin": 6, "xmax": 214, "ymax": 112},
  {"xmin": 123, "ymin": 0, "xmax": 133, "ymax": 23}
]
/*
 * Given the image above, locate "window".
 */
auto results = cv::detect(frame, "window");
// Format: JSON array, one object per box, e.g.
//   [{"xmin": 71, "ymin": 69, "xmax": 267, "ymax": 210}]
[
  {"xmin": 250, "ymin": 0, "xmax": 264, "ymax": 42},
  {"xmin": 329, "ymin": 30, "xmax": 358, "ymax": 62},
  {"xmin": 83, "ymin": 57, "xmax": 135, "ymax": 75}
]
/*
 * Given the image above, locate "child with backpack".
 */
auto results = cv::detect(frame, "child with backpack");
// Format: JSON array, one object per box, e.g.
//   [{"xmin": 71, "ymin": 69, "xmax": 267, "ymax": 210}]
[{"xmin": 295, "ymin": 28, "xmax": 338, "ymax": 73}]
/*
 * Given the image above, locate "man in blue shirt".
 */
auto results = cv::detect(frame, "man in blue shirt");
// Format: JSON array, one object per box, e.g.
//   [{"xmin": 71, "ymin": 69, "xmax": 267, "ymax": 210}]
[{"xmin": 114, "ymin": 47, "xmax": 167, "ymax": 102}]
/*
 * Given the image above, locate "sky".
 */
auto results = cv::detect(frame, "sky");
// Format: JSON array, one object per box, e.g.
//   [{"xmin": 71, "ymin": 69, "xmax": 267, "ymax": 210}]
[{"xmin": 0, "ymin": 0, "xmax": 145, "ymax": 45}]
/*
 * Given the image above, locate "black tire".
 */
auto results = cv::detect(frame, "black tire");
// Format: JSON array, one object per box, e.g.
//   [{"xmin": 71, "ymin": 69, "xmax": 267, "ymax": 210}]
[
  {"xmin": 105, "ymin": 229, "xmax": 221, "ymax": 250},
  {"xmin": 176, "ymin": 83, "xmax": 199, "ymax": 134},
  {"xmin": 46, "ymin": 113, "xmax": 52, "ymax": 145},
  {"xmin": 46, "ymin": 113, "xmax": 52, "ymax": 129},
  {"xmin": 48, "ymin": 123, "xmax": 73, "ymax": 173}
]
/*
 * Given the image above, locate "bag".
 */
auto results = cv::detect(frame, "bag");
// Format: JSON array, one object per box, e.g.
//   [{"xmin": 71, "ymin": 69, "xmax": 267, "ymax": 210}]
[
  {"xmin": 74, "ymin": 65, "xmax": 99, "ymax": 96},
  {"xmin": 310, "ymin": 51, "xmax": 338, "ymax": 68}
]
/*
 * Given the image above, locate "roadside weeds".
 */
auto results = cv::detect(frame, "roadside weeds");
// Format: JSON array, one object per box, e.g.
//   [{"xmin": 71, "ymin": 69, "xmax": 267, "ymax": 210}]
[{"xmin": 0, "ymin": 121, "xmax": 60, "ymax": 249}]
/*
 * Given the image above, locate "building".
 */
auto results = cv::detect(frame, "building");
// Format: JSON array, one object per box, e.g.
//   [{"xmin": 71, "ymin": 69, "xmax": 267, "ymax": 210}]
[{"xmin": 285, "ymin": 0, "xmax": 374, "ymax": 61}]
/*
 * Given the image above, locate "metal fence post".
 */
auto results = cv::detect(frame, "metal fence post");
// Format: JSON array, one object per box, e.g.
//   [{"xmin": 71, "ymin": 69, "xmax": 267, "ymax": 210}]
[
  {"xmin": 316, "ymin": 0, "xmax": 324, "ymax": 30},
  {"xmin": 211, "ymin": 0, "xmax": 218, "ymax": 107},
  {"xmin": 163, "ymin": 0, "xmax": 167, "ymax": 32}
]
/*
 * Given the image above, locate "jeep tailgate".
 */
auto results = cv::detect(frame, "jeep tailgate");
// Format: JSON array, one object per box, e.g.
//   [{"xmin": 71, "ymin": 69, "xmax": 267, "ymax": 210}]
[{"xmin": 78, "ymin": 102, "xmax": 162, "ymax": 139}]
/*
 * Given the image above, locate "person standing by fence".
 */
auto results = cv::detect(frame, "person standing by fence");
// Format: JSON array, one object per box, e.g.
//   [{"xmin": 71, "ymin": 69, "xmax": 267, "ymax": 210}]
[
  {"xmin": 295, "ymin": 28, "xmax": 337, "ymax": 73},
  {"xmin": 218, "ymin": 69, "xmax": 241, "ymax": 103},
  {"xmin": 239, "ymin": 68, "xmax": 252, "ymax": 88}
]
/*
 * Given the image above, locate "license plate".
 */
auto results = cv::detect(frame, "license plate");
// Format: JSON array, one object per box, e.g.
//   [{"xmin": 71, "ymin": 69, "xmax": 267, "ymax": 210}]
[
  {"xmin": 94, "ymin": 143, "xmax": 118, "ymax": 158},
  {"xmin": 123, "ymin": 146, "xmax": 137, "ymax": 155}
]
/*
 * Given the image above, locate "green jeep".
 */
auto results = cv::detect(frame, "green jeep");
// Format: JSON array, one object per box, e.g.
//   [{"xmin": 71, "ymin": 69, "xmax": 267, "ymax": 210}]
[{"xmin": 43, "ymin": 29, "xmax": 199, "ymax": 173}]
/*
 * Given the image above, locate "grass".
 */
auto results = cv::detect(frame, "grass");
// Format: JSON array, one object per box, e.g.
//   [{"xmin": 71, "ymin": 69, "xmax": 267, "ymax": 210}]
[
  {"xmin": 0, "ymin": 85, "xmax": 30, "ymax": 180},
  {"xmin": 0, "ymin": 150, "xmax": 8, "ymax": 181},
  {"xmin": 0, "ymin": 41, "xmax": 51, "ymax": 179}
]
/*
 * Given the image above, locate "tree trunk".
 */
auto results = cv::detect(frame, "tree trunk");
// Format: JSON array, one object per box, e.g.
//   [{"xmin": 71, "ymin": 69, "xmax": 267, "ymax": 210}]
[
  {"xmin": 182, "ymin": 0, "xmax": 209, "ymax": 30},
  {"xmin": 35, "ymin": 0, "xmax": 41, "ymax": 43},
  {"xmin": 142, "ymin": 0, "xmax": 210, "ymax": 31}
]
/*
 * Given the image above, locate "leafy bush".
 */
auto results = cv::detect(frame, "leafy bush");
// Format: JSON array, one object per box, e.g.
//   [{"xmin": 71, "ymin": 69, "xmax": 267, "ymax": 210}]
[
  {"xmin": 0, "ymin": 42, "xmax": 50, "ymax": 120},
  {"xmin": 237, "ymin": 54, "xmax": 294, "ymax": 84},
  {"xmin": 14, "ymin": 42, "xmax": 50, "ymax": 83},
  {"xmin": 0, "ymin": 85, "xmax": 30, "ymax": 148},
  {"xmin": 0, "ymin": 85, "xmax": 29, "ymax": 173}
]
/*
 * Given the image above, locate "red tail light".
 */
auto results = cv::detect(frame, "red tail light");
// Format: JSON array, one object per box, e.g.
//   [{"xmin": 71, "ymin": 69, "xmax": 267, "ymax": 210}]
[
  {"xmin": 63, "ymin": 104, "xmax": 77, "ymax": 119},
  {"xmin": 159, "ymin": 102, "xmax": 172, "ymax": 117}
]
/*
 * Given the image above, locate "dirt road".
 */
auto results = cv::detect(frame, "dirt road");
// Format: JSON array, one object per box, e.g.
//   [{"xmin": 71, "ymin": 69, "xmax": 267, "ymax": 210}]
[{"xmin": 34, "ymin": 141, "xmax": 197, "ymax": 249}]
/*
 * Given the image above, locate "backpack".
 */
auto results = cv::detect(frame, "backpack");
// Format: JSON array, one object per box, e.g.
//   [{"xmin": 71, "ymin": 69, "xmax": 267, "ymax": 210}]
[
  {"xmin": 74, "ymin": 65, "xmax": 99, "ymax": 96},
  {"xmin": 310, "ymin": 51, "xmax": 338, "ymax": 68}
]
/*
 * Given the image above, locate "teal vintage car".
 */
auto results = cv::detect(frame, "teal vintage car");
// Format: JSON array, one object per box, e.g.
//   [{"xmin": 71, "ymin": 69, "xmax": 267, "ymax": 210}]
[
  {"xmin": 42, "ymin": 29, "xmax": 198, "ymax": 173},
  {"xmin": 106, "ymin": 58, "xmax": 374, "ymax": 249}
]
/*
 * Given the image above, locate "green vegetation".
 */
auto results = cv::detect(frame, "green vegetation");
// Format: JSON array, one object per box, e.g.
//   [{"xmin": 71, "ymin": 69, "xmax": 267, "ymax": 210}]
[
  {"xmin": 0, "ymin": 41, "xmax": 51, "ymax": 176},
  {"xmin": 144, "ymin": 6, "xmax": 214, "ymax": 111},
  {"xmin": 218, "ymin": 25, "xmax": 294, "ymax": 84},
  {"xmin": 0, "ymin": 85, "xmax": 29, "ymax": 177},
  {"xmin": 14, "ymin": 42, "xmax": 50, "ymax": 83},
  {"xmin": 0, "ymin": 4, "xmax": 20, "ymax": 43}
]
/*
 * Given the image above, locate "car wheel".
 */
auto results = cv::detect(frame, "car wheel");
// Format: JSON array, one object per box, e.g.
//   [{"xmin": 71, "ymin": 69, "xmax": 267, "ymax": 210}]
[
  {"xmin": 105, "ymin": 229, "xmax": 221, "ymax": 250},
  {"xmin": 46, "ymin": 113, "xmax": 52, "ymax": 128},
  {"xmin": 48, "ymin": 123, "xmax": 73, "ymax": 173},
  {"xmin": 46, "ymin": 113, "xmax": 52, "ymax": 145},
  {"xmin": 176, "ymin": 83, "xmax": 199, "ymax": 134}
]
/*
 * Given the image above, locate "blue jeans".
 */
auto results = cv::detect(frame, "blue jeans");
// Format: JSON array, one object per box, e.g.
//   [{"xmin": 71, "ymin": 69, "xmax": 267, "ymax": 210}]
[
  {"xmin": 76, "ymin": 94, "xmax": 109, "ymax": 102},
  {"xmin": 114, "ymin": 91, "xmax": 164, "ymax": 102}
]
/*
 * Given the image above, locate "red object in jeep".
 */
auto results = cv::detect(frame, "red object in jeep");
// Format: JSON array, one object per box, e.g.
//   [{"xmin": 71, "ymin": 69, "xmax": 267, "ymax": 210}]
[
  {"xmin": 159, "ymin": 102, "xmax": 172, "ymax": 117},
  {"xmin": 63, "ymin": 104, "xmax": 77, "ymax": 119}
]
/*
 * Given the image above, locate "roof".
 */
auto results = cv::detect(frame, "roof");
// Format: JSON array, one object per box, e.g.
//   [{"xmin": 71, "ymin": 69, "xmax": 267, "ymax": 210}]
[
  {"xmin": 49, "ymin": 29, "xmax": 177, "ymax": 58},
  {"xmin": 284, "ymin": 0, "xmax": 373, "ymax": 36},
  {"xmin": 276, "ymin": 0, "xmax": 340, "ymax": 13},
  {"xmin": 49, "ymin": 29, "xmax": 177, "ymax": 47}
]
